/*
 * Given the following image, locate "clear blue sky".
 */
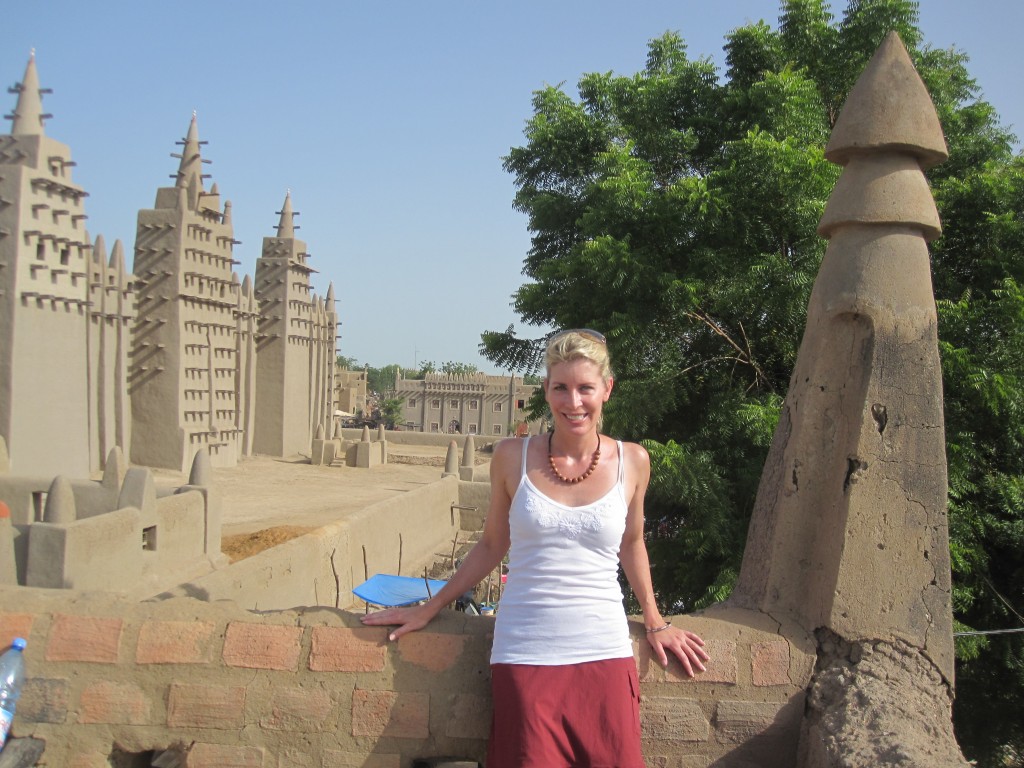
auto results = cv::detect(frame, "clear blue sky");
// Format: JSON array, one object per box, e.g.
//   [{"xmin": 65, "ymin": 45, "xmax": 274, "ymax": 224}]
[{"xmin": 3, "ymin": 1, "xmax": 1020, "ymax": 374}]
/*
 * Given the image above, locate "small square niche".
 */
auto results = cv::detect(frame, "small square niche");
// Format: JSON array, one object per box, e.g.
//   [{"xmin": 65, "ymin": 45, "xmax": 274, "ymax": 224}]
[{"xmin": 142, "ymin": 525, "xmax": 157, "ymax": 551}]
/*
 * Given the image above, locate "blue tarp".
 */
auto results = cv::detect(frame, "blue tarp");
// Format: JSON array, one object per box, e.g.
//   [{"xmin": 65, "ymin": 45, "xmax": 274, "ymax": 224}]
[{"xmin": 353, "ymin": 573, "xmax": 448, "ymax": 607}]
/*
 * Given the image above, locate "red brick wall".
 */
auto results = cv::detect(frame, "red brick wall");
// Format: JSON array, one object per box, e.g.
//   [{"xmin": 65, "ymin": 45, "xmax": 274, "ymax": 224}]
[{"xmin": 0, "ymin": 591, "xmax": 811, "ymax": 767}]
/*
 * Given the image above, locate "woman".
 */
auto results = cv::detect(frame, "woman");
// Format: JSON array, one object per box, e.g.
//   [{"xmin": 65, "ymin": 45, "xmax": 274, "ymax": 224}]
[{"xmin": 362, "ymin": 329, "xmax": 708, "ymax": 766}]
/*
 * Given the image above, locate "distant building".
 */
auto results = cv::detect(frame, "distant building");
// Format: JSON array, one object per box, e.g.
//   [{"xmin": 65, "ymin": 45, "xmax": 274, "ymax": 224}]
[
  {"xmin": 0, "ymin": 54, "xmax": 134, "ymax": 477},
  {"xmin": 0, "ymin": 55, "xmax": 338, "ymax": 476},
  {"xmin": 252, "ymin": 193, "xmax": 337, "ymax": 457},
  {"xmin": 334, "ymin": 367, "xmax": 368, "ymax": 419},
  {"xmin": 394, "ymin": 372, "xmax": 541, "ymax": 436},
  {"xmin": 129, "ymin": 115, "xmax": 257, "ymax": 471}
]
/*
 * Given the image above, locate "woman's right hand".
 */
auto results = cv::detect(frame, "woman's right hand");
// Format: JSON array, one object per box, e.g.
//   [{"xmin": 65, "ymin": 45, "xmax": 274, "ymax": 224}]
[{"xmin": 360, "ymin": 602, "xmax": 437, "ymax": 641}]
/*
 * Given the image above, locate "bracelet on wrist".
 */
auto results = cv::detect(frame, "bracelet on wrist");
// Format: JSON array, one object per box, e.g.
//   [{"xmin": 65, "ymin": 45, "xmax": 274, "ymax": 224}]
[{"xmin": 646, "ymin": 622, "xmax": 672, "ymax": 634}]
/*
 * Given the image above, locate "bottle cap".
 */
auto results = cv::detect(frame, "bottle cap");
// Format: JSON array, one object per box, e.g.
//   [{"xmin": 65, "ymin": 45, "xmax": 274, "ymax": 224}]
[{"xmin": 11, "ymin": 638, "xmax": 26, "ymax": 651}]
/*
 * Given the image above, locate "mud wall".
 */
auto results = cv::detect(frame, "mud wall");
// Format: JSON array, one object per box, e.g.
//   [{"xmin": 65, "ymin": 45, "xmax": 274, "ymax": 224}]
[
  {"xmin": 0, "ymin": 592, "xmax": 811, "ymax": 768},
  {"xmin": 162, "ymin": 477, "xmax": 465, "ymax": 611}
]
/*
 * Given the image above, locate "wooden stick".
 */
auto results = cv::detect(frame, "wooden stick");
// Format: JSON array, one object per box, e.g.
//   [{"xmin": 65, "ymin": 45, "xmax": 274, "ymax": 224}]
[
  {"xmin": 449, "ymin": 532, "xmax": 459, "ymax": 572},
  {"xmin": 330, "ymin": 548, "xmax": 341, "ymax": 609},
  {"xmin": 362, "ymin": 545, "xmax": 369, "ymax": 614}
]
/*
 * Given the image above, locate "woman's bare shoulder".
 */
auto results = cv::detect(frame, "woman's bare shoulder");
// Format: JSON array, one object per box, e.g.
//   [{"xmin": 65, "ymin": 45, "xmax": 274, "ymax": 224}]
[
  {"xmin": 620, "ymin": 440, "xmax": 651, "ymax": 479},
  {"xmin": 618, "ymin": 439, "xmax": 650, "ymax": 462},
  {"xmin": 490, "ymin": 437, "xmax": 529, "ymax": 472}
]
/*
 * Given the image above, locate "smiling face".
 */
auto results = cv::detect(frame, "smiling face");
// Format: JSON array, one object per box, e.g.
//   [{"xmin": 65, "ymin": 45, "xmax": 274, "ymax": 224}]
[{"xmin": 544, "ymin": 358, "xmax": 613, "ymax": 435}]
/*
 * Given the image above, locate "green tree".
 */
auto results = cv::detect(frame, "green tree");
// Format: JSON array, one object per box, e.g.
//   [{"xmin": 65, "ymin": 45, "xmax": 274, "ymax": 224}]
[
  {"xmin": 336, "ymin": 354, "xmax": 360, "ymax": 369},
  {"xmin": 366, "ymin": 364, "xmax": 401, "ymax": 395},
  {"xmin": 378, "ymin": 397, "xmax": 405, "ymax": 429},
  {"xmin": 483, "ymin": 2, "xmax": 1024, "ymax": 763},
  {"xmin": 441, "ymin": 361, "xmax": 480, "ymax": 376}
]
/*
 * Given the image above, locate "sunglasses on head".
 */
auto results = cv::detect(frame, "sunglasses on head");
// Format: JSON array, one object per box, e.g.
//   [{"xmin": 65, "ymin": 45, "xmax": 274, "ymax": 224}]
[{"xmin": 548, "ymin": 328, "xmax": 607, "ymax": 345}]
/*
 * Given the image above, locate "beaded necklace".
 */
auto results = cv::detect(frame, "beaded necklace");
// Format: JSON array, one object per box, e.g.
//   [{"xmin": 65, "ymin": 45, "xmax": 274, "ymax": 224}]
[{"xmin": 548, "ymin": 432, "xmax": 601, "ymax": 484}]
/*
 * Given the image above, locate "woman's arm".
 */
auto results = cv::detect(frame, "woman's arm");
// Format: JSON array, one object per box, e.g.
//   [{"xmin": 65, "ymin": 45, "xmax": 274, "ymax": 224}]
[
  {"xmin": 618, "ymin": 442, "xmax": 709, "ymax": 676},
  {"xmin": 360, "ymin": 438, "xmax": 516, "ymax": 641}
]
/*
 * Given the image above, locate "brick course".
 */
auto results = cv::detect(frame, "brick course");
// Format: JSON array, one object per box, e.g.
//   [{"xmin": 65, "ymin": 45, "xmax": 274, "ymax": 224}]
[
  {"xmin": 46, "ymin": 614, "xmax": 122, "ymax": 663},
  {"xmin": 0, "ymin": 589, "xmax": 810, "ymax": 765},
  {"xmin": 641, "ymin": 697, "xmax": 711, "ymax": 742},
  {"xmin": 751, "ymin": 640, "xmax": 791, "ymax": 686},
  {"xmin": 77, "ymin": 680, "xmax": 152, "ymax": 725},
  {"xmin": 322, "ymin": 752, "xmax": 400, "ymax": 768},
  {"xmin": 445, "ymin": 692, "xmax": 490, "ymax": 739},
  {"xmin": 309, "ymin": 626, "xmax": 386, "ymax": 672},
  {"xmin": 0, "ymin": 612, "xmax": 35, "ymax": 648},
  {"xmin": 259, "ymin": 685, "xmax": 333, "ymax": 731},
  {"xmin": 167, "ymin": 683, "xmax": 246, "ymax": 729},
  {"xmin": 20, "ymin": 677, "xmax": 69, "ymax": 723},
  {"xmin": 275, "ymin": 749, "xmax": 314, "ymax": 767},
  {"xmin": 137, "ymin": 620, "xmax": 216, "ymax": 664},
  {"xmin": 714, "ymin": 700, "xmax": 784, "ymax": 744},
  {"xmin": 66, "ymin": 754, "xmax": 111, "ymax": 768},
  {"xmin": 186, "ymin": 743, "xmax": 265, "ymax": 768},
  {"xmin": 222, "ymin": 622, "xmax": 303, "ymax": 670},
  {"xmin": 351, "ymin": 688, "xmax": 430, "ymax": 739},
  {"xmin": 396, "ymin": 631, "xmax": 467, "ymax": 672},
  {"xmin": 640, "ymin": 639, "xmax": 737, "ymax": 685}
]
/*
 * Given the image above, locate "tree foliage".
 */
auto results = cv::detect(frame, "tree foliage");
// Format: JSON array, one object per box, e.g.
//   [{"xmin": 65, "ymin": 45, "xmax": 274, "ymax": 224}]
[
  {"xmin": 378, "ymin": 397, "xmax": 405, "ymax": 429},
  {"xmin": 483, "ymin": 1, "xmax": 1024, "ymax": 763},
  {"xmin": 441, "ymin": 361, "xmax": 480, "ymax": 376},
  {"xmin": 336, "ymin": 354, "xmax": 361, "ymax": 370}
]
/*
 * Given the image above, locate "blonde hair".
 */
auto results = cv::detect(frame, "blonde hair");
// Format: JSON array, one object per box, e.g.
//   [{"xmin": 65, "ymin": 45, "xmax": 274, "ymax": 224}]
[{"xmin": 545, "ymin": 330, "xmax": 613, "ymax": 382}]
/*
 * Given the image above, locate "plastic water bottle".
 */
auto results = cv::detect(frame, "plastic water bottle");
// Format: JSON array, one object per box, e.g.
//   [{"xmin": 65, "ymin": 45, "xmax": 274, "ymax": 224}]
[{"xmin": 0, "ymin": 638, "xmax": 26, "ymax": 751}]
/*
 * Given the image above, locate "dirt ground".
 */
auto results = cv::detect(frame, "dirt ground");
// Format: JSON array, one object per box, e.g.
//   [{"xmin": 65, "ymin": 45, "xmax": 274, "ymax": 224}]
[{"xmin": 149, "ymin": 443, "xmax": 472, "ymax": 562}]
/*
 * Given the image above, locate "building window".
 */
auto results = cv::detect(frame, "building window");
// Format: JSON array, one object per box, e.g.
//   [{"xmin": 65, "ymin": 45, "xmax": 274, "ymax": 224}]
[
  {"xmin": 430, "ymin": 422, "xmax": 440, "ymax": 432},
  {"xmin": 409, "ymin": 398, "xmax": 417, "ymax": 408},
  {"xmin": 516, "ymin": 399, "xmax": 526, "ymax": 409},
  {"xmin": 469, "ymin": 400, "xmax": 478, "ymax": 410},
  {"xmin": 493, "ymin": 402, "xmax": 503, "ymax": 413},
  {"xmin": 142, "ymin": 526, "xmax": 157, "ymax": 551},
  {"xmin": 450, "ymin": 399, "xmax": 458, "ymax": 408},
  {"xmin": 468, "ymin": 424, "xmax": 478, "ymax": 434},
  {"xmin": 431, "ymin": 398, "xmax": 441, "ymax": 409},
  {"xmin": 406, "ymin": 421, "xmax": 415, "ymax": 430},
  {"xmin": 492, "ymin": 424, "xmax": 503, "ymax": 435}
]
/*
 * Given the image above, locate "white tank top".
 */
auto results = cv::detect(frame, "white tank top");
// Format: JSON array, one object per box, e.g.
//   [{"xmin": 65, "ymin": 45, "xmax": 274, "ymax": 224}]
[{"xmin": 490, "ymin": 436, "xmax": 634, "ymax": 665}]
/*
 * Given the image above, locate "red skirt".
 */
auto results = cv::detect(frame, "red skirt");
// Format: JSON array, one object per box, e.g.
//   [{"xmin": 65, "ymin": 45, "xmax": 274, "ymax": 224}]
[{"xmin": 487, "ymin": 657, "xmax": 643, "ymax": 768}]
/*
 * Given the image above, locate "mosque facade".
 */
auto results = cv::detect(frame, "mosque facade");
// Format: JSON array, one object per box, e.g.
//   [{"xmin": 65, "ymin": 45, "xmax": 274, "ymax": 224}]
[{"xmin": 0, "ymin": 55, "xmax": 338, "ymax": 475}]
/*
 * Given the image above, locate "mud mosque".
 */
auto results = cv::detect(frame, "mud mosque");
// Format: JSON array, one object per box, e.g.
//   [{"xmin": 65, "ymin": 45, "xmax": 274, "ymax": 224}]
[
  {"xmin": 0, "ymin": 35, "xmax": 975, "ymax": 768},
  {"xmin": 0, "ymin": 53, "xmax": 338, "ymax": 480}
]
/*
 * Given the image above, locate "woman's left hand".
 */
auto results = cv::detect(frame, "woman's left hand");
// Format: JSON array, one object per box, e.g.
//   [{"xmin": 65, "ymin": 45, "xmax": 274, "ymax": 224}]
[{"xmin": 646, "ymin": 624, "xmax": 709, "ymax": 677}]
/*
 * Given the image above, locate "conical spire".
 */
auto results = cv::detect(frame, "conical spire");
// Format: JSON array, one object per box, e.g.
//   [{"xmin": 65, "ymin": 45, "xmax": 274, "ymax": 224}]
[
  {"xmin": 276, "ymin": 191, "xmax": 296, "ymax": 238},
  {"xmin": 825, "ymin": 32, "xmax": 948, "ymax": 169},
  {"xmin": 174, "ymin": 113, "xmax": 205, "ymax": 192},
  {"xmin": 325, "ymin": 282, "xmax": 336, "ymax": 313},
  {"xmin": 188, "ymin": 448, "xmax": 212, "ymax": 486},
  {"xmin": 443, "ymin": 440, "xmax": 459, "ymax": 478},
  {"xmin": 101, "ymin": 446, "xmax": 128, "ymax": 490},
  {"xmin": 110, "ymin": 239, "xmax": 126, "ymax": 274},
  {"xmin": 92, "ymin": 234, "xmax": 107, "ymax": 266},
  {"xmin": 44, "ymin": 476, "xmax": 76, "ymax": 524},
  {"xmin": 8, "ymin": 51, "xmax": 50, "ymax": 137},
  {"xmin": 733, "ymin": 32, "xmax": 955, "ymax": 680}
]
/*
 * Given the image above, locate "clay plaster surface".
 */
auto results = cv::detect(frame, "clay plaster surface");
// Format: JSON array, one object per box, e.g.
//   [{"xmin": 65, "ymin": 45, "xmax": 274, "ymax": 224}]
[{"xmin": 145, "ymin": 445, "xmax": 451, "ymax": 538}]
